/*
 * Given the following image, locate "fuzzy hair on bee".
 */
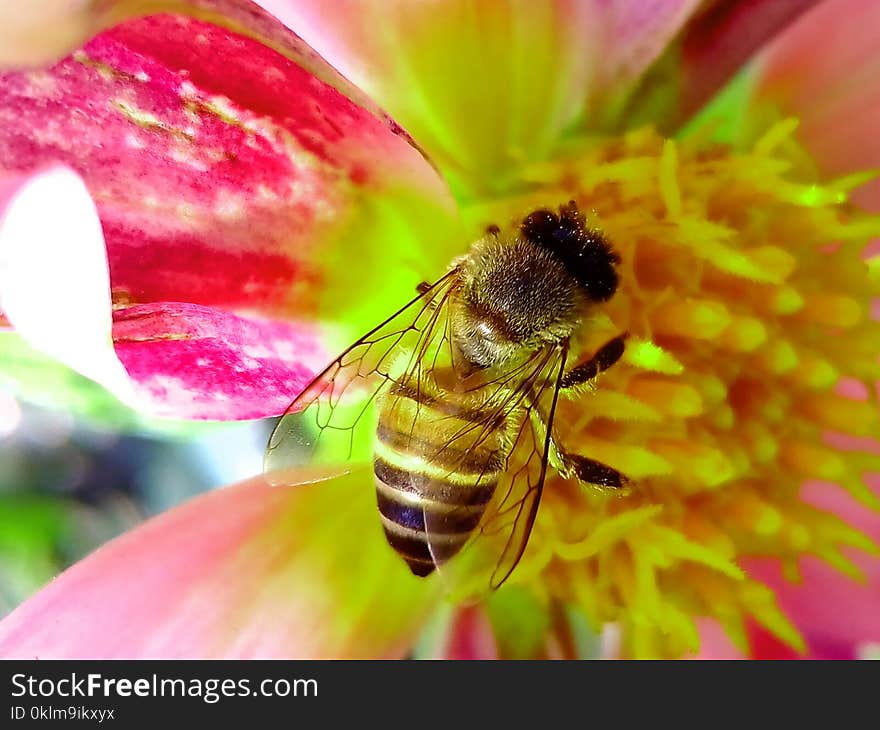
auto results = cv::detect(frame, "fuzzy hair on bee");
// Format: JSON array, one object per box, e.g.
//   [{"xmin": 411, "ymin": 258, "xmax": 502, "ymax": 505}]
[
  {"xmin": 451, "ymin": 236, "xmax": 587, "ymax": 365},
  {"xmin": 449, "ymin": 201, "xmax": 619, "ymax": 372}
]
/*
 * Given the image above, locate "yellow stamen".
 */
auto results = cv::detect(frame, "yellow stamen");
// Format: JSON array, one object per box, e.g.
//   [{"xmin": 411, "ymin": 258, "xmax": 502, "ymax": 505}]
[{"xmin": 468, "ymin": 124, "xmax": 879, "ymax": 658}]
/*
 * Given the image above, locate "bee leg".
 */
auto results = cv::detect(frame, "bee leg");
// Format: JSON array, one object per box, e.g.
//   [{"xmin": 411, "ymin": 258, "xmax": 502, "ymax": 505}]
[
  {"xmin": 560, "ymin": 332, "xmax": 627, "ymax": 390},
  {"xmin": 556, "ymin": 334, "xmax": 631, "ymax": 492},
  {"xmin": 534, "ymin": 419, "xmax": 632, "ymax": 494},
  {"xmin": 529, "ymin": 334, "xmax": 632, "ymax": 493},
  {"xmin": 558, "ymin": 453, "xmax": 631, "ymax": 494}
]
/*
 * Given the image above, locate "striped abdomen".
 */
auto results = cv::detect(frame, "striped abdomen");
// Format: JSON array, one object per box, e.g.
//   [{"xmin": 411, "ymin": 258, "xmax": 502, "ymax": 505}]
[{"xmin": 374, "ymin": 381, "xmax": 508, "ymax": 577}]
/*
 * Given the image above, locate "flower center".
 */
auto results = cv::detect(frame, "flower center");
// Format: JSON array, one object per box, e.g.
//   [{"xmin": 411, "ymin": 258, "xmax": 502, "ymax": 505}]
[{"xmin": 462, "ymin": 122, "xmax": 880, "ymax": 658}]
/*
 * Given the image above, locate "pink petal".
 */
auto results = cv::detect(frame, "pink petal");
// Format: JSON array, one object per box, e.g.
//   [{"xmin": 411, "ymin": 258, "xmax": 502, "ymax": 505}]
[
  {"xmin": 596, "ymin": 0, "xmax": 704, "ymax": 89},
  {"xmin": 745, "ymin": 478, "xmax": 880, "ymax": 659},
  {"xmin": 113, "ymin": 302, "xmax": 327, "ymax": 419},
  {"xmin": 266, "ymin": 1, "xmax": 702, "ymax": 190},
  {"xmin": 0, "ymin": 6, "xmax": 458, "ymax": 331},
  {"xmin": 692, "ymin": 619, "xmax": 746, "ymax": 659},
  {"xmin": 753, "ymin": 0, "xmax": 880, "ymax": 210},
  {"xmin": 674, "ymin": 0, "xmax": 822, "ymax": 124},
  {"xmin": 0, "ymin": 471, "xmax": 436, "ymax": 658},
  {"xmin": 440, "ymin": 606, "xmax": 499, "ymax": 660}
]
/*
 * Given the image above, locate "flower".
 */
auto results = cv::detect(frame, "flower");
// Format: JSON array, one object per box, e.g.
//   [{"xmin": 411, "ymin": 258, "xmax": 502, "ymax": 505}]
[{"xmin": 1, "ymin": 0, "xmax": 879, "ymax": 659}]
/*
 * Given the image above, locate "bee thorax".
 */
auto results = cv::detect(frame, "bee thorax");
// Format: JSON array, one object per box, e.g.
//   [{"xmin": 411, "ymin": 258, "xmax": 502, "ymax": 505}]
[{"xmin": 452, "ymin": 236, "xmax": 586, "ymax": 368}]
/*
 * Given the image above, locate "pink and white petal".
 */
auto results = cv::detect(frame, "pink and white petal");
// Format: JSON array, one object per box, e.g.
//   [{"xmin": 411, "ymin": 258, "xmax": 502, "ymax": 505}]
[
  {"xmin": 113, "ymin": 302, "xmax": 326, "ymax": 420},
  {"xmin": 672, "ymin": 0, "xmax": 823, "ymax": 125},
  {"xmin": 0, "ymin": 166, "xmax": 136, "ymax": 405},
  {"xmin": 0, "ymin": 5, "xmax": 459, "ymax": 339},
  {"xmin": 751, "ymin": 0, "xmax": 880, "ymax": 210},
  {"xmin": 0, "ymin": 168, "xmax": 317, "ymax": 420},
  {"xmin": 0, "ymin": 471, "xmax": 437, "ymax": 658}
]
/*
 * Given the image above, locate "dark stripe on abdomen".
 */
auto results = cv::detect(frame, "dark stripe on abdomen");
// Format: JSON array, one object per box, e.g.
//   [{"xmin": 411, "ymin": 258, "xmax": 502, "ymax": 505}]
[
  {"xmin": 376, "ymin": 491, "xmax": 484, "ymax": 533},
  {"xmin": 380, "ymin": 527, "xmax": 466, "ymax": 577},
  {"xmin": 381, "ymin": 519, "xmax": 470, "ymax": 560},
  {"xmin": 373, "ymin": 457, "xmax": 496, "ymax": 505}
]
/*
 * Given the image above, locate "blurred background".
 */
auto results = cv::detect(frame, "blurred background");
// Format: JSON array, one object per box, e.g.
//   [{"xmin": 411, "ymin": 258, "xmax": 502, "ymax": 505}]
[{"xmin": 0, "ymin": 384, "xmax": 268, "ymax": 618}]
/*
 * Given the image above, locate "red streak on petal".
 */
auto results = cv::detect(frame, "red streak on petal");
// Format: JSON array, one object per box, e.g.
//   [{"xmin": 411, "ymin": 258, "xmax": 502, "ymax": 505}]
[
  {"xmin": 113, "ymin": 302, "xmax": 327, "ymax": 420},
  {"xmin": 105, "ymin": 18, "xmax": 370, "ymax": 168},
  {"xmin": 104, "ymin": 224, "xmax": 307, "ymax": 313}
]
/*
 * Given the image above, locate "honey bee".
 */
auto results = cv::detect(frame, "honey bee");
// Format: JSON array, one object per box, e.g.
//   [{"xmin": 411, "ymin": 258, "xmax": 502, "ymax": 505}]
[{"xmin": 265, "ymin": 201, "xmax": 630, "ymax": 592}]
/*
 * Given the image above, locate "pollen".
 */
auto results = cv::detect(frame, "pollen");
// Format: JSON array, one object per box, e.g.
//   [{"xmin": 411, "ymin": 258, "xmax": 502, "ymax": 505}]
[{"xmin": 471, "ymin": 122, "xmax": 880, "ymax": 658}]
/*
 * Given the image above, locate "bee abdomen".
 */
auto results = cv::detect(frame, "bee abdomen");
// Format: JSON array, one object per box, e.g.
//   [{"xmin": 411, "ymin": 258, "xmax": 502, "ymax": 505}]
[
  {"xmin": 374, "ymin": 379, "xmax": 508, "ymax": 576},
  {"xmin": 373, "ymin": 455, "xmax": 499, "ymax": 577}
]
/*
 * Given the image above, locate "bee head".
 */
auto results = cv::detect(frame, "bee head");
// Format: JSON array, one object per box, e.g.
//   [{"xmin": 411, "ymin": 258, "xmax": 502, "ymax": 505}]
[{"xmin": 520, "ymin": 201, "xmax": 620, "ymax": 302}]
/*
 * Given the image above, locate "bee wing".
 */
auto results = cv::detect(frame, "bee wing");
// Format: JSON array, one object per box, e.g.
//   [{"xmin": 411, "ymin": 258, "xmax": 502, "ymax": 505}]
[
  {"xmin": 264, "ymin": 270, "xmax": 459, "ymax": 486},
  {"xmin": 423, "ymin": 345, "xmax": 568, "ymax": 598}
]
